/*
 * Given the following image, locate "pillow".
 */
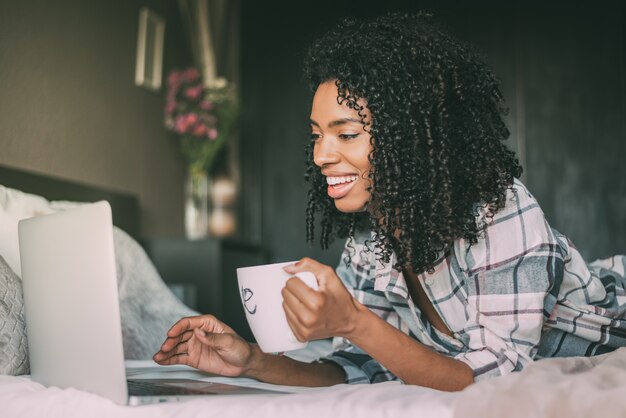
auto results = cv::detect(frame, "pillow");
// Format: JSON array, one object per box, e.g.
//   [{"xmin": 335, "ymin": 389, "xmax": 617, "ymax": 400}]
[
  {"xmin": 0, "ymin": 185, "xmax": 58, "ymax": 277},
  {"xmin": 0, "ymin": 255, "xmax": 29, "ymax": 375},
  {"xmin": 113, "ymin": 227, "xmax": 198, "ymax": 359}
]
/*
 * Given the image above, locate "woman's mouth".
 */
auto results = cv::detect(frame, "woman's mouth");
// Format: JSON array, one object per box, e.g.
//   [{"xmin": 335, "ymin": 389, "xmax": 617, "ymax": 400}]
[{"xmin": 326, "ymin": 175, "xmax": 358, "ymax": 199}]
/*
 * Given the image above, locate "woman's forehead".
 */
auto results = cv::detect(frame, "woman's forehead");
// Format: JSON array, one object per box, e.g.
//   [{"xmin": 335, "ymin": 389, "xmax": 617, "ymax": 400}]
[{"xmin": 311, "ymin": 81, "xmax": 371, "ymax": 125}]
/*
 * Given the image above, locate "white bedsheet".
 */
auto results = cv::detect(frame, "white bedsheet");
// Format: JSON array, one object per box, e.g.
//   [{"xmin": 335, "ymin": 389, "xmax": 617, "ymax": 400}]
[
  {"xmin": 0, "ymin": 367, "xmax": 457, "ymax": 418},
  {"xmin": 0, "ymin": 340, "xmax": 457, "ymax": 418},
  {"xmin": 4, "ymin": 345, "xmax": 626, "ymax": 418}
]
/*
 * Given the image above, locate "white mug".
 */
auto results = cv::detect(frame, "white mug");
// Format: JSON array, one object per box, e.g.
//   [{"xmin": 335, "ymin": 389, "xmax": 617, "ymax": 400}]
[{"xmin": 236, "ymin": 261, "xmax": 319, "ymax": 353}]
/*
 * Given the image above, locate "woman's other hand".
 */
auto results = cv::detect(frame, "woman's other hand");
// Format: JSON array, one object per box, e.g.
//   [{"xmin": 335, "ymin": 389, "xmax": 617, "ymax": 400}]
[
  {"xmin": 282, "ymin": 257, "xmax": 363, "ymax": 341},
  {"xmin": 153, "ymin": 315, "xmax": 254, "ymax": 377}
]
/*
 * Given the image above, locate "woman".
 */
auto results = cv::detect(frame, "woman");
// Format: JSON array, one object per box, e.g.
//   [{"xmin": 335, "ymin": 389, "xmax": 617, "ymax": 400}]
[{"xmin": 153, "ymin": 13, "xmax": 626, "ymax": 391}]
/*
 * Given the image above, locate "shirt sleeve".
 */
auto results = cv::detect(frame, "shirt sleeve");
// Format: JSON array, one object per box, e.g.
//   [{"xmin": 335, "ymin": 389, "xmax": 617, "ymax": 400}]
[
  {"xmin": 454, "ymin": 182, "xmax": 565, "ymax": 381},
  {"xmin": 318, "ymin": 233, "xmax": 399, "ymax": 384},
  {"xmin": 319, "ymin": 341, "xmax": 398, "ymax": 384}
]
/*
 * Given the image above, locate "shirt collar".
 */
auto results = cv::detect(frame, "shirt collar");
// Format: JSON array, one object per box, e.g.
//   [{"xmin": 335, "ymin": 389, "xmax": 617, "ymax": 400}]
[{"xmin": 369, "ymin": 231, "xmax": 410, "ymax": 299}]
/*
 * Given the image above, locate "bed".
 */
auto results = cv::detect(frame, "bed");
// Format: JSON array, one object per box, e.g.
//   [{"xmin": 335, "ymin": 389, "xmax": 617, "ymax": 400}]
[
  {"xmin": 1, "ymin": 164, "xmax": 625, "ymax": 418},
  {"xmin": 2, "ymin": 347, "xmax": 625, "ymax": 418}
]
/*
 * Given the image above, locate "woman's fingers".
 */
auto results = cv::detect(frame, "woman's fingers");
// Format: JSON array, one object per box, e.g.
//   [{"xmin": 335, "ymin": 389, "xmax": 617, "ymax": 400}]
[
  {"xmin": 159, "ymin": 340, "xmax": 189, "ymax": 359},
  {"xmin": 155, "ymin": 330, "xmax": 216, "ymax": 363},
  {"xmin": 172, "ymin": 340, "xmax": 189, "ymax": 356},
  {"xmin": 283, "ymin": 257, "xmax": 325, "ymax": 276},
  {"xmin": 154, "ymin": 353, "xmax": 191, "ymax": 366},
  {"xmin": 167, "ymin": 316, "xmax": 197, "ymax": 337},
  {"xmin": 160, "ymin": 330, "xmax": 193, "ymax": 352},
  {"xmin": 283, "ymin": 301, "xmax": 305, "ymax": 342},
  {"xmin": 283, "ymin": 257, "xmax": 338, "ymax": 290},
  {"xmin": 167, "ymin": 315, "xmax": 226, "ymax": 338},
  {"xmin": 281, "ymin": 258, "xmax": 358, "ymax": 340},
  {"xmin": 193, "ymin": 328, "xmax": 235, "ymax": 350},
  {"xmin": 282, "ymin": 286, "xmax": 312, "ymax": 327},
  {"xmin": 154, "ymin": 338, "xmax": 188, "ymax": 360},
  {"xmin": 282, "ymin": 278, "xmax": 322, "ymax": 311}
]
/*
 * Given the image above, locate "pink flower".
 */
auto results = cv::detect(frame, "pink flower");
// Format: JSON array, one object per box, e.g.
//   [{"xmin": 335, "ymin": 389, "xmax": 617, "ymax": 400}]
[
  {"xmin": 182, "ymin": 68, "xmax": 200, "ymax": 83},
  {"xmin": 208, "ymin": 128, "xmax": 218, "ymax": 140},
  {"xmin": 174, "ymin": 113, "xmax": 199, "ymax": 134},
  {"xmin": 184, "ymin": 84, "xmax": 204, "ymax": 101},
  {"xmin": 174, "ymin": 115, "xmax": 188, "ymax": 134},
  {"xmin": 165, "ymin": 101, "xmax": 177, "ymax": 115},
  {"xmin": 192, "ymin": 123, "xmax": 208, "ymax": 137}
]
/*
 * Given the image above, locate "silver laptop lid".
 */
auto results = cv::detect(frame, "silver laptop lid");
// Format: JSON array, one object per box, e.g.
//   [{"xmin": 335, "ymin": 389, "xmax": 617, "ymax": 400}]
[{"xmin": 18, "ymin": 201, "xmax": 128, "ymax": 404}]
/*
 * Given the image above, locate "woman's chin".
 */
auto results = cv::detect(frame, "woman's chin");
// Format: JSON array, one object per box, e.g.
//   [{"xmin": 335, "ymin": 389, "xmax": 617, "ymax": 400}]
[{"xmin": 333, "ymin": 199, "xmax": 368, "ymax": 213}]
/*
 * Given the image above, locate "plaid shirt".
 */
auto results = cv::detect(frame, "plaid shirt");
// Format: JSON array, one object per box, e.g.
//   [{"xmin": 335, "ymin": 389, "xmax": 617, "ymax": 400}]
[{"xmin": 322, "ymin": 179, "xmax": 626, "ymax": 383}]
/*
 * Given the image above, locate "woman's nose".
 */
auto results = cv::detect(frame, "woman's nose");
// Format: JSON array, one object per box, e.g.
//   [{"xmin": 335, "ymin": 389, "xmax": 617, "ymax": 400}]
[{"xmin": 313, "ymin": 138, "xmax": 340, "ymax": 167}]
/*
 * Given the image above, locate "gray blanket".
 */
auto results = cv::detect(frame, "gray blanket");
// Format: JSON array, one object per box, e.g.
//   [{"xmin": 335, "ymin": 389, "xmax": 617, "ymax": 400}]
[{"xmin": 113, "ymin": 227, "xmax": 198, "ymax": 359}]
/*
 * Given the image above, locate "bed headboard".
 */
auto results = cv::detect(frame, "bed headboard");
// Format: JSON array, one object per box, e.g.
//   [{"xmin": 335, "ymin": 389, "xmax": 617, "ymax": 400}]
[{"xmin": 0, "ymin": 165, "xmax": 140, "ymax": 238}]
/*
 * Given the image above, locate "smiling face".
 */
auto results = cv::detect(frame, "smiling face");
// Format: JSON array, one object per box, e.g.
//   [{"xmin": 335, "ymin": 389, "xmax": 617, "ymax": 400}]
[{"xmin": 310, "ymin": 81, "xmax": 373, "ymax": 213}]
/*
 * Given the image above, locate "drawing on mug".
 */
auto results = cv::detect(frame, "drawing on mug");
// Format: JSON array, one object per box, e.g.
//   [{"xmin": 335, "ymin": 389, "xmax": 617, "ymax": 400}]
[{"xmin": 241, "ymin": 286, "xmax": 257, "ymax": 314}]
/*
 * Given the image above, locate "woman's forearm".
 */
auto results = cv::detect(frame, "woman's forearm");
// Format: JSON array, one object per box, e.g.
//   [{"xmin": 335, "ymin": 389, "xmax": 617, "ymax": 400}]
[
  {"xmin": 243, "ymin": 344, "xmax": 346, "ymax": 387},
  {"xmin": 241, "ymin": 305, "xmax": 473, "ymax": 390},
  {"xmin": 348, "ymin": 304, "xmax": 474, "ymax": 391}
]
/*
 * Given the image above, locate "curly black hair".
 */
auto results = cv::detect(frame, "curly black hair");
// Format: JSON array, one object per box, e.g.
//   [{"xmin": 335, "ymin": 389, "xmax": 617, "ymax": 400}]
[{"xmin": 303, "ymin": 12, "xmax": 523, "ymax": 274}]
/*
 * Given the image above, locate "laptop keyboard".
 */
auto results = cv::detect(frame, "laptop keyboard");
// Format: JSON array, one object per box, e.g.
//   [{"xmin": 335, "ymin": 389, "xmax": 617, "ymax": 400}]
[{"xmin": 127, "ymin": 380, "xmax": 208, "ymax": 396}]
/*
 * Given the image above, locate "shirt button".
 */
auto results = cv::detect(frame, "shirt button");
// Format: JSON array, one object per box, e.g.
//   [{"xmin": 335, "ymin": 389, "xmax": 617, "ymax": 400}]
[{"xmin": 425, "ymin": 278, "xmax": 434, "ymax": 286}]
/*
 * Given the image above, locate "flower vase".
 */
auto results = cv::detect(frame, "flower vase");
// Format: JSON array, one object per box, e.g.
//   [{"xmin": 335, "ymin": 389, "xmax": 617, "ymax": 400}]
[
  {"xmin": 207, "ymin": 177, "xmax": 237, "ymax": 237},
  {"xmin": 184, "ymin": 168, "xmax": 209, "ymax": 240}
]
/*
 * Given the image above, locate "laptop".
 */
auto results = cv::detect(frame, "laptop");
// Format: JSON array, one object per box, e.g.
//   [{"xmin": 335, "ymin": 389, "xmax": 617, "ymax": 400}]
[{"xmin": 18, "ymin": 201, "xmax": 286, "ymax": 405}]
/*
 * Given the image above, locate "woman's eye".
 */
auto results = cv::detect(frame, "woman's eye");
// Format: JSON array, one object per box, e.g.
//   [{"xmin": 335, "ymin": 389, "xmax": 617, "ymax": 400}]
[
  {"xmin": 339, "ymin": 134, "xmax": 359, "ymax": 140},
  {"xmin": 310, "ymin": 133, "xmax": 322, "ymax": 141}
]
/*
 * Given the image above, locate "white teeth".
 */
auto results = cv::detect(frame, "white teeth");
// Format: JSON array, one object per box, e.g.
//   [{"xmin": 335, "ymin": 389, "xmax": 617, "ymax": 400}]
[{"xmin": 326, "ymin": 175, "xmax": 358, "ymax": 186}]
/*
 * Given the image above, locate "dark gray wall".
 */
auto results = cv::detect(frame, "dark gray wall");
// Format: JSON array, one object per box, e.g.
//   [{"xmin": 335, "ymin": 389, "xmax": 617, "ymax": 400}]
[
  {"xmin": 0, "ymin": 0, "xmax": 192, "ymax": 238},
  {"xmin": 239, "ymin": 1, "xmax": 626, "ymax": 266},
  {"xmin": 518, "ymin": 5, "xmax": 626, "ymax": 260},
  {"xmin": 238, "ymin": 0, "xmax": 353, "ymax": 265}
]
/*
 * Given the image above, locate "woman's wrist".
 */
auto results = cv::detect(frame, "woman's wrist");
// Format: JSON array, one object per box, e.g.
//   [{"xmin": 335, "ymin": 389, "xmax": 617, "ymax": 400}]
[
  {"xmin": 241, "ymin": 343, "xmax": 268, "ymax": 379},
  {"xmin": 341, "ymin": 299, "xmax": 374, "ymax": 341}
]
